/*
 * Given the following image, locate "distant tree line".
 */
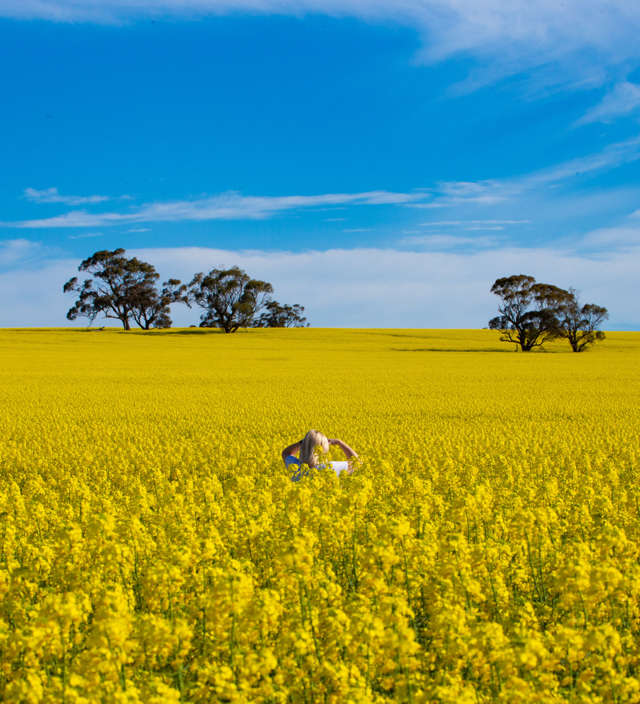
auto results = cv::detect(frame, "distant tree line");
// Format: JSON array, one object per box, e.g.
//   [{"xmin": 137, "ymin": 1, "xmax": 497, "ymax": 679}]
[
  {"xmin": 489, "ymin": 275, "xmax": 608, "ymax": 352},
  {"xmin": 63, "ymin": 249, "xmax": 308, "ymax": 332}
]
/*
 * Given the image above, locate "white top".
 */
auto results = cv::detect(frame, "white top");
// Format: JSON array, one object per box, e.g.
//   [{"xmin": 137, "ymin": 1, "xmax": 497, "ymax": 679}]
[{"xmin": 285, "ymin": 455, "xmax": 349, "ymax": 481}]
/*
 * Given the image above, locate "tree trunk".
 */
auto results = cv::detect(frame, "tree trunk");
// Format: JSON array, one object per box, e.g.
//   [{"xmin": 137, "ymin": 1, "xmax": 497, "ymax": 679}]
[
  {"xmin": 122, "ymin": 317, "xmax": 131, "ymax": 331},
  {"xmin": 516, "ymin": 330, "xmax": 529, "ymax": 351}
]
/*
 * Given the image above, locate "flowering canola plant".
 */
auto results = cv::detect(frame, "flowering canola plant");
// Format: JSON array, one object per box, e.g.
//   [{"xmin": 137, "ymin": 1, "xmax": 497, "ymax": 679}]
[{"xmin": 0, "ymin": 327, "xmax": 639, "ymax": 703}]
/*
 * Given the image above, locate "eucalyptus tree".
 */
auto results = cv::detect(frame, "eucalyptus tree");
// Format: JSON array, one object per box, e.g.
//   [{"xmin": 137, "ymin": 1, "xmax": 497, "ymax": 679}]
[
  {"xmin": 256, "ymin": 301, "xmax": 308, "ymax": 328},
  {"xmin": 188, "ymin": 266, "xmax": 273, "ymax": 333},
  {"xmin": 556, "ymin": 289, "xmax": 608, "ymax": 352},
  {"xmin": 63, "ymin": 248, "xmax": 186, "ymax": 330},
  {"xmin": 488, "ymin": 275, "xmax": 571, "ymax": 351},
  {"xmin": 129, "ymin": 278, "xmax": 189, "ymax": 330}
]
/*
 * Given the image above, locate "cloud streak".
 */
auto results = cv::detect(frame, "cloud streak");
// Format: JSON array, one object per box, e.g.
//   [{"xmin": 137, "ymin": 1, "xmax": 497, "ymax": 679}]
[
  {"xmin": 25, "ymin": 187, "xmax": 111, "ymax": 206},
  {"xmin": 5, "ymin": 137, "xmax": 639, "ymax": 235},
  {"xmin": 412, "ymin": 135, "xmax": 640, "ymax": 212},
  {"xmin": 579, "ymin": 225, "xmax": 640, "ymax": 250},
  {"xmin": 420, "ymin": 220, "xmax": 531, "ymax": 227},
  {"xmin": 68, "ymin": 232, "xmax": 103, "ymax": 240},
  {"xmin": 0, "ymin": 239, "xmax": 43, "ymax": 268},
  {"xmin": 2, "ymin": 190, "xmax": 427, "ymax": 229},
  {"xmin": 576, "ymin": 81, "xmax": 640, "ymax": 126},
  {"xmin": 399, "ymin": 233, "xmax": 502, "ymax": 249},
  {"xmin": 0, "ymin": 238, "xmax": 62, "ymax": 270}
]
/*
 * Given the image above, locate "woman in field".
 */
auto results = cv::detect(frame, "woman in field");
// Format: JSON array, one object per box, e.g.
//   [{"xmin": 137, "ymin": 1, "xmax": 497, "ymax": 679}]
[{"xmin": 282, "ymin": 430, "xmax": 358, "ymax": 482}]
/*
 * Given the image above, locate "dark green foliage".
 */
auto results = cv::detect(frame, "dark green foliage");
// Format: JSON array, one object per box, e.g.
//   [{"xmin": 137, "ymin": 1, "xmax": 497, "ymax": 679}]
[
  {"xmin": 256, "ymin": 301, "xmax": 308, "ymax": 328},
  {"xmin": 63, "ymin": 249, "xmax": 185, "ymax": 330},
  {"xmin": 188, "ymin": 266, "xmax": 273, "ymax": 333},
  {"xmin": 489, "ymin": 275, "xmax": 608, "ymax": 352},
  {"xmin": 129, "ymin": 278, "xmax": 189, "ymax": 330},
  {"xmin": 556, "ymin": 289, "xmax": 608, "ymax": 352},
  {"xmin": 488, "ymin": 275, "xmax": 572, "ymax": 351}
]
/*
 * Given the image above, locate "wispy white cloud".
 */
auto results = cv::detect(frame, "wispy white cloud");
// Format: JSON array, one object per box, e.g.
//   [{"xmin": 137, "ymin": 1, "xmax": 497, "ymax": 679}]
[
  {"xmin": 412, "ymin": 180, "xmax": 509, "ymax": 209},
  {"xmin": 406, "ymin": 208, "xmax": 640, "ymax": 252},
  {"xmin": 411, "ymin": 135, "xmax": 640, "ymax": 210},
  {"xmin": 68, "ymin": 232, "xmax": 103, "ymax": 240},
  {"xmin": 5, "ymin": 138, "xmax": 638, "ymax": 236},
  {"xmin": 0, "ymin": 239, "xmax": 43, "ymax": 268},
  {"xmin": 579, "ymin": 225, "xmax": 640, "ymax": 250},
  {"xmin": 343, "ymin": 227, "xmax": 373, "ymax": 233},
  {"xmin": 576, "ymin": 81, "xmax": 640, "ymax": 126},
  {"xmin": 420, "ymin": 219, "xmax": 530, "ymax": 226},
  {"xmin": 531, "ymin": 135, "xmax": 640, "ymax": 183},
  {"xmin": 0, "ymin": 238, "xmax": 64, "ymax": 271},
  {"xmin": 413, "ymin": 183, "xmax": 523, "ymax": 210},
  {"xmin": 3, "ymin": 190, "xmax": 427, "ymax": 229},
  {"xmin": 399, "ymin": 233, "xmax": 502, "ymax": 249},
  {"xmin": 4, "ymin": 138, "xmax": 638, "ymax": 238},
  {"xmin": 3, "ymin": 1, "xmax": 639, "ymax": 90},
  {"xmin": 24, "ymin": 187, "xmax": 111, "ymax": 206}
]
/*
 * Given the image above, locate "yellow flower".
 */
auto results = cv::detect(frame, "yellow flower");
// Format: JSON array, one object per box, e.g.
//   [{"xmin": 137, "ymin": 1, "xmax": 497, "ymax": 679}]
[{"xmin": 1, "ymin": 328, "xmax": 639, "ymax": 702}]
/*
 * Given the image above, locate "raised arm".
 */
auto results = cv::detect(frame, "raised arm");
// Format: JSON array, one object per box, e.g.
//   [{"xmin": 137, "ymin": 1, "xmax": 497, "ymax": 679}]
[
  {"xmin": 282, "ymin": 439, "xmax": 302, "ymax": 465},
  {"xmin": 328, "ymin": 438, "xmax": 358, "ymax": 460}
]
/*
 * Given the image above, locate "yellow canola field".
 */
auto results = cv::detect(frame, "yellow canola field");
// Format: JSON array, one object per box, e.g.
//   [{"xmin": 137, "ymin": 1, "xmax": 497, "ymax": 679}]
[{"xmin": 1, "ymin": 328, "xmax": 640, "ymax": 704}]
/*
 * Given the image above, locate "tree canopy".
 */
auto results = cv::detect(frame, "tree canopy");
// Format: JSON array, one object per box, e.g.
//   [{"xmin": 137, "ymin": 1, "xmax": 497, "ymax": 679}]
[
  {"xmin": 256, "ymin": 301, "xmax": 308, "ymax": 328},
  {"xmin": 63, "ymin": 249, "xmax": 185, "ymax": 330},
  {"xmin": 556, "ymin": 289, "xmax": 608, "ymax": 352},
  {"xmin": 188, "ymin": 267, "xmax": 274, "ymax": 333},
  {"xmin": 488, "ymin": 275, "xmax": 571, "ymax": 351},
  {"xmin": 64, "ymin": 251, "xmax": 310, "ymax": 331},
  {"xmin": 129, "ymin": 278, "xmax": 189, "ymax": 330}
]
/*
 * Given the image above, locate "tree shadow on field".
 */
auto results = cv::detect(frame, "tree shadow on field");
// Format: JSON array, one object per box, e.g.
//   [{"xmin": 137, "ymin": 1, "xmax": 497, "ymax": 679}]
[
  {"xmin": 354, "ymin": 331, "xmax": 442, "ymax": 341},
  {"xmin": 140, "ymin": 329, "xmax": 224, "ymax": 336},
  {"xmin": 391, "ymin": 347, "xmax": 559, "ymax": 353}
]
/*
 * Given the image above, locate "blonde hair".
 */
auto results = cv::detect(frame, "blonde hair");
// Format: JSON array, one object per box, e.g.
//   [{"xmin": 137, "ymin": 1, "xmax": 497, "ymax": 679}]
[{"xmin": 299, "ymin": 429, "xmax": 329, "ymax": 467}]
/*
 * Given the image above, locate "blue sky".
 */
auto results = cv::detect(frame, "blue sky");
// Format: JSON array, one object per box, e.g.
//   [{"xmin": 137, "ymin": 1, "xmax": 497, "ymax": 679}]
[{"xmin": 1, "ymin": 1, "xmax": 639, "ymax": 328}]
